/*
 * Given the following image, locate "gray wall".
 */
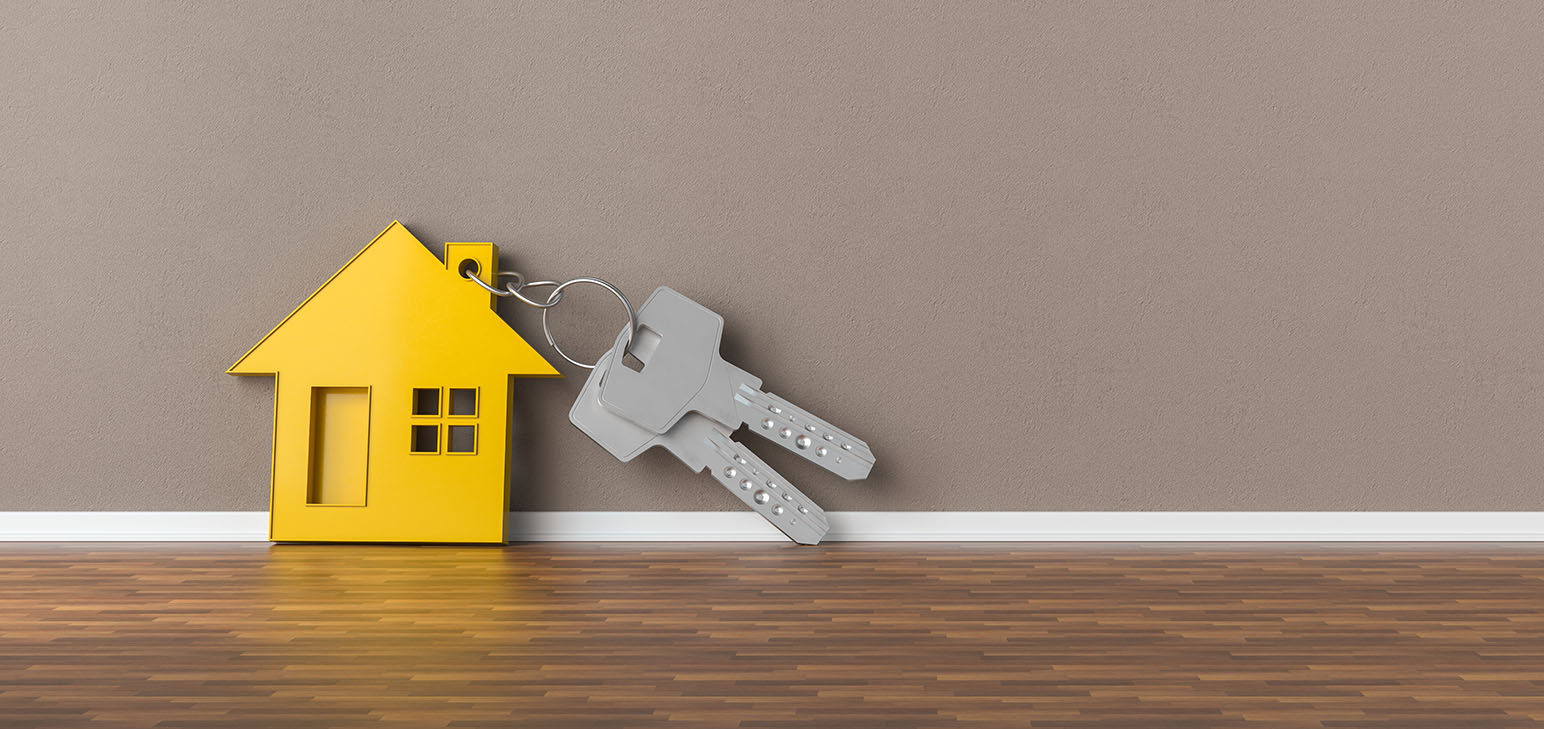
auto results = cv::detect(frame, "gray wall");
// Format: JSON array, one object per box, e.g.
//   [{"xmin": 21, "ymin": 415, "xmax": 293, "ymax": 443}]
[{"xmin": 5, "ymin": 2, "xmax": 1544, "ymax": 512}]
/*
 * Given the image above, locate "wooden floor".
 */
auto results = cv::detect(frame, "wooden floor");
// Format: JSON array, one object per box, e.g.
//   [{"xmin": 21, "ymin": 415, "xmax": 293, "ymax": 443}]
[{"xmin": 2, "ymin": 544, "xmax": 1543, "ymax": 728}]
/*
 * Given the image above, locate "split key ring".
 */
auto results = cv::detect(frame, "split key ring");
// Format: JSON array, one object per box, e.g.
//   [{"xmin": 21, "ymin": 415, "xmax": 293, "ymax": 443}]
[{"xmin": 540, "ymin": 277, "xmax": 638, "ymax": 371}]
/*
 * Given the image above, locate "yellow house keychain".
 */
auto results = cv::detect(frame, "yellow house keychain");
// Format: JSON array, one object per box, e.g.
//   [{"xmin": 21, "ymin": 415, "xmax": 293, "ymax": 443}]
[
  {"xmin": 233, "ymin": 220, "xmax": 874, "ymax": 545},
  {"xmin": 229, "ymin": 222, "xmax": 559, "ymax": 543}
]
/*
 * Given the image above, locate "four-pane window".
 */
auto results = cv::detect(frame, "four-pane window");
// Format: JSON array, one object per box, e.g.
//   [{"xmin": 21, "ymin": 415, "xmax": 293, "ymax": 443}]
[{"xmin": 409, "ymin": 387, "xmax": 478, "ymax": 454}]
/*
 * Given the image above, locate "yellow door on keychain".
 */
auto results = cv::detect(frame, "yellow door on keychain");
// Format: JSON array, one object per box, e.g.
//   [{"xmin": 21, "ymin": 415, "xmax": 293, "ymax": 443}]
[{"xmin": 228, "ymin": 221, "xmax": 559, "ymax": 543}]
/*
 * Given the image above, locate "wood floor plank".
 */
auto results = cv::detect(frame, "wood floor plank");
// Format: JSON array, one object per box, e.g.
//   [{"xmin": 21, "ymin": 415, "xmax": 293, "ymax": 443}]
[{"xmin": 0, "ymin": 543, "xmax": 1542, "ymax": 727}]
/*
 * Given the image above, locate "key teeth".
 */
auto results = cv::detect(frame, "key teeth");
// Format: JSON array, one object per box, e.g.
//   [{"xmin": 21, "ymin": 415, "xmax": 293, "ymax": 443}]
[
  {"xmin": 734, "ymin": 389, "xmax": 877, "ymax": 477},
  {"xmin": 704, "ymin": 430, "xmax": 830, "ymax": 544}
]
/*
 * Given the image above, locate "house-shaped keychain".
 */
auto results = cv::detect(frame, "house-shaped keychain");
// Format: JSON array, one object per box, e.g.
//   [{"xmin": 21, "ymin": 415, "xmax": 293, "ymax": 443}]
[{"xmin": 228, "ymin": 222, "xmax": 559, "ymax": 543}]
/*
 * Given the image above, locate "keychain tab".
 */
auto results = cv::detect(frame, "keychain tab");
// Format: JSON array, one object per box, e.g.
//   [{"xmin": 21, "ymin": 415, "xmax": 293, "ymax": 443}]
[{"xmin": 445, "ymin": 242, "xmax": 499, "ymax": 310}]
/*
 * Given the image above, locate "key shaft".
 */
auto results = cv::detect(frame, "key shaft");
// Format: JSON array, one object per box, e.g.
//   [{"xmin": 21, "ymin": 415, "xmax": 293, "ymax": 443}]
[
  {"xmin": 657, "ymin": 414, "xmax": 829, "ymax": 544},
  {"xmin": 732, "ymin": 382, "xmax": 875, "ymax": 480}
]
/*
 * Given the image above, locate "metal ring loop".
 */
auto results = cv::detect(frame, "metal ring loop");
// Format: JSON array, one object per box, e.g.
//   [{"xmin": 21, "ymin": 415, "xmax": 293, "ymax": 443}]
[
  {"xmin": 540, "ymin": 277, "xmax": 637, "ymax": 370},
  {"xmin": 461, "ymin": 269, "xmax": 569, "ymax": 308},
  {"xmin": 509, "ymin": 279, "xmax": 565, "ymax": 309},
  {"xmin": 462, "ymin": 269, "xmax": 524, "ymax": 298}
]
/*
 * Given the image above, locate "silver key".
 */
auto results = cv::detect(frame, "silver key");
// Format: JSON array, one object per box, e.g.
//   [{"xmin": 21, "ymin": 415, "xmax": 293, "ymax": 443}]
[
  {"xmin": 596, "ymin": 287, "xmax": 876, "ymax": 480},
  {"xmin": 570, "ymin": 351, "xmax": 830, "ymax": 544}
]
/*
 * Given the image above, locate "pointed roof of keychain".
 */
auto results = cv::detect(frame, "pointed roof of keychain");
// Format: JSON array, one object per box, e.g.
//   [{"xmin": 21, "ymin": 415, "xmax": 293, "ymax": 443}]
[{"xmin": 228, "ymin": 221, "xmax": 560, "ymax": 378}]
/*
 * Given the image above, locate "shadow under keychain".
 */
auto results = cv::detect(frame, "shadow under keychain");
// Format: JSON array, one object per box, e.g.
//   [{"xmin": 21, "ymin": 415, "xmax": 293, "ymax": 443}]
[{"xmin": 470, "ymin": 265, "xmax": 876, "ymax": 544}]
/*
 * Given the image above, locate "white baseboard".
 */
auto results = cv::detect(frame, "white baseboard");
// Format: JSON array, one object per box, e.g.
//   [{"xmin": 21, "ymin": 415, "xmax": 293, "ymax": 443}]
[
  {"xmin": 0, "ymin": 511, "xmax": 1540, "ymax": 541},
  {"xmin": 0, "ymin": 512, "xmax": 272, "ymax": 541}
]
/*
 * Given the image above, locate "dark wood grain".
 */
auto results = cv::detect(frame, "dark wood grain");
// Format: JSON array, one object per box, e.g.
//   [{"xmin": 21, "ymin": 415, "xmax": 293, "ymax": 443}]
[{"xmin": 2, "ymin": 543, "xmax": 1543, "ymax": 728}]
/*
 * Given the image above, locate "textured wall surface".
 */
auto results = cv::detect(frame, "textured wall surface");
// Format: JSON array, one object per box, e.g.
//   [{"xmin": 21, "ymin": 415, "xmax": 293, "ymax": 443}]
[{"xmin": 5, "ymin": 2, "xmax": 1544, "ymax": 511}]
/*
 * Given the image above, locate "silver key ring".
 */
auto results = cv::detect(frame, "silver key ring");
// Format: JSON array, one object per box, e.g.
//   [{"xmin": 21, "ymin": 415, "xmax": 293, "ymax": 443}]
[
  {"xmin": 541, "ymin": 277, "xmax": 637, "ymax": 370},
  {"xmin": 463, "ymin": 268, "xmax": 521, "ymax": 297},
  {"xmin": 463, "ymin": 268, "xmax": 568, "ymax": 309},
  {"xmin": 509, "ymin": 279, "xmax": 565, "ymax": 309}
]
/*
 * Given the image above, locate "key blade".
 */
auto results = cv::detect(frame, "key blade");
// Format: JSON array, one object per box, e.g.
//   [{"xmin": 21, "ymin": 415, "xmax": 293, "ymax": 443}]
[
  {"xmin": 734, "ymin": 384, "xmax": 876, "ymax": 480},
  {"xmin": 660, "ymin": 415, "xmax": 830, "ymax": 544}
]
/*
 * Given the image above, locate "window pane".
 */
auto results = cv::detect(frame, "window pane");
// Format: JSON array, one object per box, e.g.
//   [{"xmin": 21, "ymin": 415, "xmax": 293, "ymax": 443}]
[
  {"xmin": 447, "ymin": 425, "xmax": 476, "ymax": 453},
  {"xmin": 449, "ymin": 388, "xmax": 477, "ymax": 416},
  {"xmin": 410, "ymin": 424, "xmax": 439, "ymax": 453},
  {"xmin": 412, "ymin": 388, "xmax": 440, "ymax": 416}
]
